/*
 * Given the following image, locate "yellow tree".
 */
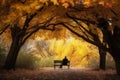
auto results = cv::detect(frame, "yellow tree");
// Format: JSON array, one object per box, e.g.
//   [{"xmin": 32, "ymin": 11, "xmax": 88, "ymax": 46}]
[
  {"xmin": 63, "ymin": 1, "xmax": 120, "ymax": 75},
  {"xmin": 0, "ymin": 0, "xmax": 75, "ymax": 70}
]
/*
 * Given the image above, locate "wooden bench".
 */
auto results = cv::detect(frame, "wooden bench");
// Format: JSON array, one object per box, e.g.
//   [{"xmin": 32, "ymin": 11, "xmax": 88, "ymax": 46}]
[{"xmin": 54, "ymin": 60, "xmax": 70, "ymax": 69}]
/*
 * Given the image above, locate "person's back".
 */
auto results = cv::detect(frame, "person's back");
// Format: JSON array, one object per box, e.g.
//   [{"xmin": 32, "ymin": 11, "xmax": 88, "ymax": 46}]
[
  {"xmin": 62, "ymin": 56, "xmax": 68, "ymax": 65},
  {"xmin": 60, "ymin": 56, "xmax": 69, "ymax": 68}
]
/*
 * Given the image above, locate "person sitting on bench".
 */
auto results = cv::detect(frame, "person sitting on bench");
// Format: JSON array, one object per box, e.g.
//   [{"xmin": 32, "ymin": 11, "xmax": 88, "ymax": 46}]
[{"xmin": 60, "ymin": 56, "xmax": 69, "ymax": 68}]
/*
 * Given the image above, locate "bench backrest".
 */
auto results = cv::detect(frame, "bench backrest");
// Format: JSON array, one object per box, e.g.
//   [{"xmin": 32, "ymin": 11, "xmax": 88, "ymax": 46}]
[
  {"xmin": 54, "ymin": 60, "xmax": 62, "ymax": 63},
  {"xmin": 54, "ymin": 60, "xmax": 70, "ymax": 64}
]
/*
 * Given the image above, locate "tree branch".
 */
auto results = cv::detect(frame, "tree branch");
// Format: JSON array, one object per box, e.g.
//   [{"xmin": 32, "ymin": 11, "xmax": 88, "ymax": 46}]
[
  {"xmin": 66, "ymin": 13, "xmax": 97, "ymax": 25},
  {"xmin": 0, "ymin": 24, "xmax": 10, "ymax": 35},
  {"xmin": 21, "ymin": 15, "xmax": 55, "ymax": 45},
  {"xmin": 23, "ymin": 5, "xmax": 45, "ymax": 30},
  {"xmin": 62, "ymin": 23, "xmax": 97, "ymax": 45}
]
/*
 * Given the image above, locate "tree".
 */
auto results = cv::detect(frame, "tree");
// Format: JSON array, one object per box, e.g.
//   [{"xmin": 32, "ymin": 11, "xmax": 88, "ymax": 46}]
[
  {"xmin": 62, "ymin": 0, "xmax": 115, "ymax": 70},
  {"xmin": 61, "ymin": 5, "xmax": 108, "ymax": 70},
  {"xmin": 97, "ymin": 4, "xmax": 120, "ymax": 75},
  {"xmin": 0, "ymin": 0, "xmax": 75, "ymax": 70},
  {"xmin": 61, "ymin": 2, "xmax": 120, "ymax": 75},
  {"xmin": 0, "ymin": 0, "xmax": 76, "ymax": 70},
  {"xmin": 97, "ymin": 17, "xmax": 120, "ymax": 75}
]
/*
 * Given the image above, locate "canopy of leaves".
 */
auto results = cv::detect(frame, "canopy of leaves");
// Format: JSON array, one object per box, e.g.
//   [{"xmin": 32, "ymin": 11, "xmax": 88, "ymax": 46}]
[{"xmin": 0, "ymin": 0, "xmax": 119, "ymax": 41}]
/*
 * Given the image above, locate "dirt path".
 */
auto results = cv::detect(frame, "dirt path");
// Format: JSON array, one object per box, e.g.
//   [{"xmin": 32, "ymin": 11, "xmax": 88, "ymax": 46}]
[{"xmin": 0, "ymin": 67, "xmax": 120, "ymax": 80}]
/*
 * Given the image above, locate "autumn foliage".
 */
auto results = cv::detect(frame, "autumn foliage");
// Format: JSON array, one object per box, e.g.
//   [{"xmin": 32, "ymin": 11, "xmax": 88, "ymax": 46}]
[{"xmin": 0, "ymin": 0, "xmax": 120, "ymax": 76}]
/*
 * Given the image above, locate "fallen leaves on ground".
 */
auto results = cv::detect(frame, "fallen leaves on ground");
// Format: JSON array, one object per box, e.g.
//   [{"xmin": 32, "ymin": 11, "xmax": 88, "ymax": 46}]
[{"xmin": 0, "ymin": 67, "xmax": 120, "ymax": 80}]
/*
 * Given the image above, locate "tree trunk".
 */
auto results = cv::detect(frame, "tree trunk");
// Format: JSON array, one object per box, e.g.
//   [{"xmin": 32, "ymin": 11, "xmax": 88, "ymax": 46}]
[
  {"xmin": 4, "ymin": 38, "xmax": 21, "ymax": 70},
  {"xmin": 114, "ymin": 57, "xmax": 120, "ymax": 75},
  {"xmin": 98, "ymin": 48, "xmax": 106, "ymax": 70},
  {"xmin": 108, "ymin": 40, "xmax": 120, "ymax": 75}
]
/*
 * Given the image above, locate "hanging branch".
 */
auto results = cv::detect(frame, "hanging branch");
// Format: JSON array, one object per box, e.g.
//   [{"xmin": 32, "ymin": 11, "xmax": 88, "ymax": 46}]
[
  {"xmin": 61, "ymin": 22, "xmax": 97, "ymax": 45},
  {"xmin": 66, "ymin": 12, "xmax": 99, "ymax": 41}
]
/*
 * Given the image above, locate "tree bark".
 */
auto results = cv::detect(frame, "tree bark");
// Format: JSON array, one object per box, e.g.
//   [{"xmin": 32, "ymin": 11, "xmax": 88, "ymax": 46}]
[
  {"xmin": 4, "ymin": 38, "xmax": 21, "ymax": 70},
  {"xmin": 113, "ymin": 57, "xmax": 120, "ymax": 75},
  {"xmin": 109, "ymin": 42, "xmax": 120, "ymax": 75},
  {"xmin": 115, "ymin": 60, "xmax": 120, "ymax": 75},
  {"xmin": 98, "ymin": 48, "xmax": 106, "ymax": 70}
]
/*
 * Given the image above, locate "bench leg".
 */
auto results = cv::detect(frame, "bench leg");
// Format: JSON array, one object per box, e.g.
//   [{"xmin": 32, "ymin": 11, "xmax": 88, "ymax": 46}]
[
  {"xmin": 60, "ymin": 65, "xmax": 62, "ymax": 68},
  {"xmin": 54, "ymin": 65, "xmax": 55, "ymax": 69},
  {"xmin": 68, "ymin": 65, "xmax": 70, "ymax": 69}
]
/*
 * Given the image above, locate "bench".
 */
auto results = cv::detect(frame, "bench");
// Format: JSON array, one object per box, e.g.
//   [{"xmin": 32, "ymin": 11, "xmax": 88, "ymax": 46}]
[{"xmin": 54, "ymin": 60, "xmax": 70, "ymax": 69}]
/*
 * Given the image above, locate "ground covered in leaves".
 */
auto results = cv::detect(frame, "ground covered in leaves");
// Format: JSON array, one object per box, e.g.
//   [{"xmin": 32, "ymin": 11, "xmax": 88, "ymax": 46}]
[{"xmin": 0, "ymin": 67, "xmax": 120, "ymax": 80}]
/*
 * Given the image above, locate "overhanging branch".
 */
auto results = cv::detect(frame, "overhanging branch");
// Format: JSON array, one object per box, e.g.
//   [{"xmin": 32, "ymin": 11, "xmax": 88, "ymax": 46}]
[
  {"xmin": 23, "ymin": 4, "xmax": 45, "ymax": 29},
  {"xmin": 61, "ymin": 23, "xmax": 97, "ymax": 45}
]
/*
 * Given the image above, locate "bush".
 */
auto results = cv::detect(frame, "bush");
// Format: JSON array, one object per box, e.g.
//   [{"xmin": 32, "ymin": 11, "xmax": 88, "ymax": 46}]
[
  {"xmin": 16, "ymin": 53, "xmax": 54, "ymax": 69},
  {"xmin": 38, "ymin": 57, "xmax": 54, "ymax": 67}
]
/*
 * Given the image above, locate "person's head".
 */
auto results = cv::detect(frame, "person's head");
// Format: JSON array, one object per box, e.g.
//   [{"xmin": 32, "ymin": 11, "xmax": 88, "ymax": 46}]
[{"xmin": 64, "ymin": 56, "xmax": 67, "ymax": 58}]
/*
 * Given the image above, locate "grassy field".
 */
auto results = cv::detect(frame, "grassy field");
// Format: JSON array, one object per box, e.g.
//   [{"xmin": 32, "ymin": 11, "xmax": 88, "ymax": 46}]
[{"xmin": 0, "ymin": 67, "xmax": 120, "ymax": 80}]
